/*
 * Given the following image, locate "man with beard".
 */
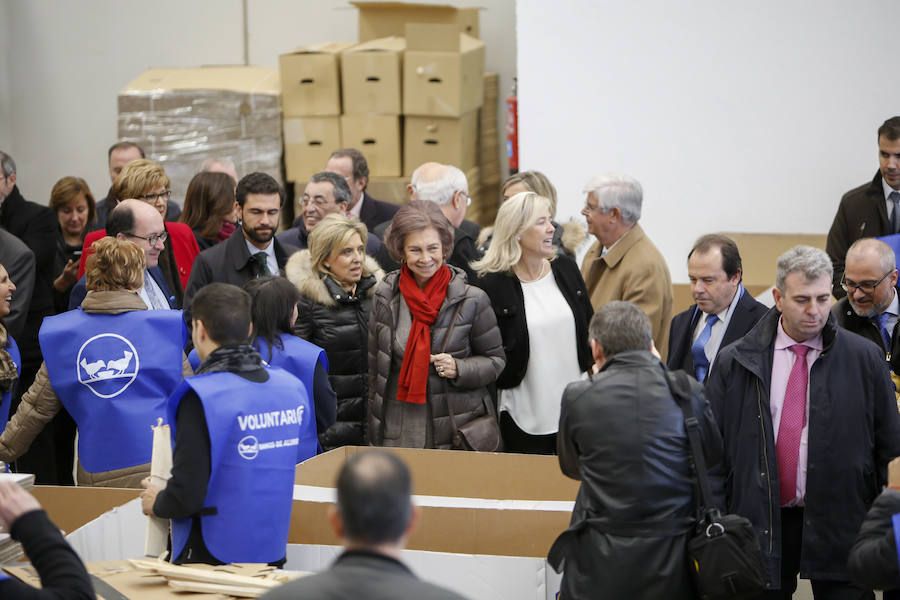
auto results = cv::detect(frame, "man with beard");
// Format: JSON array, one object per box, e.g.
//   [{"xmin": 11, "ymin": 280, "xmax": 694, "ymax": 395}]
[
  {"xmin": 832, "ymin": 238, "xmax": 900, "ymax": 390},
  {"xmin": 183, "ymin": 173, "xmax": 298, "ymax": 324}
]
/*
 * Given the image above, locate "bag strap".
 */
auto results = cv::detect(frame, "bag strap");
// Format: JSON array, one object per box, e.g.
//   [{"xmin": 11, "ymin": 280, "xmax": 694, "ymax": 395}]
[
  {"xmin": 437, "ymin": 301, "xmax": 465, "ymax": 446},
  {"xmin": 662, "ymin": 367, "xmax": 715, "ymax": 514}
]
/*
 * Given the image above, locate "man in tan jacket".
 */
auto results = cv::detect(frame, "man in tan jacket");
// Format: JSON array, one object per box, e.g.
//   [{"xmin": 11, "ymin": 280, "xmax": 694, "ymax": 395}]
[{"xmin": 580, "ymin": 174, "xmax": 674, "ymax": 358}]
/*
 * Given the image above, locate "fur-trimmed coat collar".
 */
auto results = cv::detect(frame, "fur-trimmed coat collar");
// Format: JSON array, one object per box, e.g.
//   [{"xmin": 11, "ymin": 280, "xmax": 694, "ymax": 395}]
[{"xmin": 285, "ymin": 249, "xmax": 385, "ymax": 307}]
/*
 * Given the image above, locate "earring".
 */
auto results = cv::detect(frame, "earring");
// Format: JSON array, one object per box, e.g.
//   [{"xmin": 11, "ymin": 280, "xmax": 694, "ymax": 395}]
[{"xmin": 324, "ymin": 264, "xmax": 330, "ymax": 269}]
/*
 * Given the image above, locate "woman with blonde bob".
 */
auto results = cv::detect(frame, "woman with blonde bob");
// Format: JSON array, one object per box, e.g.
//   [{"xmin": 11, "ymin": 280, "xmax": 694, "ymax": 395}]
[
  {"xmin": 473, "ymin": 192, "xmax": 593, "ymax": 454},
  {"xmin": 0, "ymin": 237, "xmax": 190, "ymax": 487},
  {"xmin": 286, "ymin": 214, "xmax": 384, "ymax": 450}
]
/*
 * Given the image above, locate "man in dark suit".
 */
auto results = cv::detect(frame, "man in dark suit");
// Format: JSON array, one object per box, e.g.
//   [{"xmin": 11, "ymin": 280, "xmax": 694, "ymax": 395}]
[
  {"xmin": 827, "ymin": 116, "xmax": 900, "ymax": 299},
  {"xmin": 326, "ymin": 148, "xmax": 399, "ymax": 232},
  {"xmin": 258, "ymin": 450, "xmax": 467, "ymax": 600},
  {"xmin": 184, "ymin": 173, "xmax": 297, "ymax": 323},
  {"xmin": 667, "ymin": 234, "xmax": 767, "ymax": 382}
]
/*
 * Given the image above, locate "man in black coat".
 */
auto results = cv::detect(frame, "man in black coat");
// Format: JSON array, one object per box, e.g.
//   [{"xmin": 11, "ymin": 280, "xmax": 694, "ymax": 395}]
[
  {"xmin": 667, "ymin": 234, "xmax": 767, "ymax": 382},
  {"xmin": 183, "ymin": 173, "xmax": 297, "ymax": 323},
  {"xmin": 827, "ymin": 116, "xmax": 900, "ymax": 299},
  {"xmin": 0, "ymin": 151, "xmax": 66, "ymax": 485},
  {"xmin": 258, "ymin": 450, "xmax": 467, "ymax": 600},
  {"xmin": 549, "ymin": 301, "xmax": 722, "ymax": 599},
  {"xmin": 706, "ymin": 245, "xmax": 900, "ymax": 598},
  {"xmin": 0, "ymin": 228, "xmax": 34, "ymax": 341}
]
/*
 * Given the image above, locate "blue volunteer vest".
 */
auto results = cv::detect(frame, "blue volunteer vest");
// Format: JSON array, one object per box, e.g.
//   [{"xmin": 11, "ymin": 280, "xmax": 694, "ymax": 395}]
[
  {"xmin": 168, "ymin": 367, "xmax": 317, "ymax": 564},
  {"xmin": 257, "ymin": 333, "xmax": 327, "ymax": 405},
  {"xmin": 0, "ymin": 337, "xmax": 20, "ymax": 436},
  {"xmin": 39, "ymin": 309, "xmax": 187, "ymax": 472}
]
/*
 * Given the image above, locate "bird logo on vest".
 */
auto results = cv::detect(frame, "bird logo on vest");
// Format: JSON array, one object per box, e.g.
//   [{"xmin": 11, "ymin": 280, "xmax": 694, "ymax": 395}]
[
  {"xmin": 238, "ymin": 435, "xmax": 259, "ymax": 460},
  {"xmin": 77, "ymin": 334, "xmax": 140, "ymax": 399}
]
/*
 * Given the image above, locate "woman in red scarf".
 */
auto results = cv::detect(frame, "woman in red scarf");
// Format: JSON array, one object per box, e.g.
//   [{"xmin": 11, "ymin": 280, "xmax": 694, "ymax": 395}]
[{"xmin": 367, "ymin": 201, "xmax": 505, "ymax": 449}]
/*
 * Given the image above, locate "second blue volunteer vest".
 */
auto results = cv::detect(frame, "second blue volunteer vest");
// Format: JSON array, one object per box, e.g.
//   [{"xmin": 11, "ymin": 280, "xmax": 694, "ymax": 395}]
[
  {"xmin": 259, "ymin": 333, "xmax": 327, "ymax": 405},
  {"xmin": 0, "ymin": 336, "xmax": 20, "ymax": 436},
  {"xmin": 168, "ymin": 367, "xmax": 317, "ymax": 564},
  {"xmin": 39, "ymin": 309, "xmax": 187, "ymax": 472}
]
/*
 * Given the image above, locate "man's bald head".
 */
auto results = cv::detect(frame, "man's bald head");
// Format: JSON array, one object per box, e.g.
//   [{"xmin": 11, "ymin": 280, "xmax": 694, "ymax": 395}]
[
  {"xmin": 108, "ymin": 199, "xmax": 166, "ymax": 268},
  {"xmin": 844, "ymin": 238, "xmax": 898, "ymax": 317}
]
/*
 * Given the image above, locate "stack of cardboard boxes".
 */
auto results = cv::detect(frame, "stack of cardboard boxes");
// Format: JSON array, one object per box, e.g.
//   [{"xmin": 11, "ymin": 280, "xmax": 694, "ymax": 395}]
[{"xmin": 279, "ymin": 2, "xmax": 490, "ymax": 218}]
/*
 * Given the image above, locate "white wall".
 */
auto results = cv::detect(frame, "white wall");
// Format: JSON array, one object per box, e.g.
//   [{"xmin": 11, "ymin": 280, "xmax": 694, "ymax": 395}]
[
  {"xmin": 518, "ymin": 0, "xmax": 899, "ymax": 282},
  {"xmin": 3, "ymin": 0, "xmax": 515, "ymax": 206}
]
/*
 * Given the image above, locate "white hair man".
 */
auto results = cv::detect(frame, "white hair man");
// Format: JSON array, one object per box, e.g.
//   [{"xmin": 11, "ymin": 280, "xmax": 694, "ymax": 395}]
[
  {"xmin": 580, "ymin": 173, "xmax": 673, "ymax": 356},
  {"xmin": 375, "ymin": 162, "xmax": 482, "ymax": 283}
]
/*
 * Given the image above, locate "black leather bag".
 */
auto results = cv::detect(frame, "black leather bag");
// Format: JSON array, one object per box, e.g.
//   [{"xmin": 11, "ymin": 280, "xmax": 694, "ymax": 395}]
[{"xmin": 664, "ymin": 369, "xmax": 767, "ymax": 600}]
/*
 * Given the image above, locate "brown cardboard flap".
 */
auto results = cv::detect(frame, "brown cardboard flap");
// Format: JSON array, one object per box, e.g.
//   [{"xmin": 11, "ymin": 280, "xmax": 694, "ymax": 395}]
[
  {"xmin": 32, "ymin": 486, "xmax": 141, "ymax": 535},
  {"xmin": 286, "ymin": 41, "xmax": 357, "ymax": 56},
  {"xmin": 345, "ymin": 35, "xmax": 407, "ymax": 53},
  {"xmin": 406, "ymin": 23, "xmax": 461, "ymax": 51},
  {"xmin": 354, "ymin": 1, "xmax": 480, "ymax": 41},
  {"xmin": 121, "ymin": 67, "xmax": 279, "ymax": 95}
]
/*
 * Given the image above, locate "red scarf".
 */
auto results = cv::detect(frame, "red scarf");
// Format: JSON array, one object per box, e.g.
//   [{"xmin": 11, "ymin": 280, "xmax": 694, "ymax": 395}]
[{"xmin": 397, "ymin": 263, "xmax": 452, "ymax": 404}]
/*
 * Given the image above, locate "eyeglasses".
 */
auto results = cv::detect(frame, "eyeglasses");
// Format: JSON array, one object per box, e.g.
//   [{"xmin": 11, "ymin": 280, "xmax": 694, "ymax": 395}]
[
  {"xmin": 841, "ymin": 270, "xmax": 893, "ymax": 294},
  {"xmin": 137, "ymin": 190, "xmax": 172, "ymax": 205},
  {"xmin": 300, "ymin": 197, "xmax": 334, "ymax": 209},
  {"xmin": 127, "ymin": 231, "xmax": 168, "ymax": 246},
  {"xmin": 458, "ymin": 191, "xmax": 472, "ymax": 207}
]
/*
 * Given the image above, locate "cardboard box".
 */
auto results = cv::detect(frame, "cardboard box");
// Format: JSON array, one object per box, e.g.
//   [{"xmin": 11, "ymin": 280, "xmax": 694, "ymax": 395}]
[
  {"xmin": 354, "ymin": 1, "xmax": 480, "ymax": 42},
  {"xmin": 283, "ymin": 117, "xmax": 341, "ymax": 182},
  {"xmin": 721, "ymin": 233, "xmax": 827, "ymax": 289},
  {"xmin": 341, "ymin": 36, "xmax": 405, "ymax": 115},
  {"xmin": 340, "ymin": 114, "xmax": 402, "ymax": 177},
  {"xmin": 404, "ymin": 24, "xmax": 485, "ymax": 117},
  {"xmin": 290, "ymin": 447, "xmax": 577, "ymax": 556},
  {"xmin": 404, "ymin": 111, "xmax": 478, "ymax": 175},
  {"xmin": 118, "ymin": 66, "xmax": 283, "ymax": 205},
  {"xmin": 280, "ymin": 42, "xmax": 356, "ymax": 117}
]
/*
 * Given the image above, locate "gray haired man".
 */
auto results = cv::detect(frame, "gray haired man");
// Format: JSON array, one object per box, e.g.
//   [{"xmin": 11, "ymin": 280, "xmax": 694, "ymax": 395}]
[
  {"xmin": 580, "ymin": 173, "xmax": 673, "ymax": 357},
  {"xmin": 705, "ymin": 245, "xmax": 900, "ymax": 598}
]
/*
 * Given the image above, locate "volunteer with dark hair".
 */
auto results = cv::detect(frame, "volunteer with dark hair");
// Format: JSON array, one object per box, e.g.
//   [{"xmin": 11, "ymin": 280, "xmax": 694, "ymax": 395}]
[
  {"xmin": 473, "ymin": 192, "xmax": 593, "ymax": 454},
  {"xmin": 243, "ymin": 276, "xmax": 336, "ymax": 440},
  {"xmin": 141, "ymin": 283, "xmax": 317, "ymax": 566},
  {"xmin": 368, "ymin": 200, "xmax": 505, "ymax": 449},
  {"xmin": 0, "ymin": 238, "xmax": 189, "ymax": 487},
  {"xmin": 0, "ymin": 480, "xmax": 94, "ymax": 600},
  {"xmin": 0, "ymin": 263, "xmax": 20, "ymax": 435},
  {"xmin": 287, "ymin": 214, "xmax": 384, "ymax": 450},
  {"xmin": 180, "ymin": 171, "xmax": 238, "ymax": 250}
]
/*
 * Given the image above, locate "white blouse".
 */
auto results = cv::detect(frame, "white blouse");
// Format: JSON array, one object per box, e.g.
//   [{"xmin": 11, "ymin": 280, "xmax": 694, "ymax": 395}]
[{"xmin": 498, "ymin": 269, "xmax": 581, "ymax": 435}]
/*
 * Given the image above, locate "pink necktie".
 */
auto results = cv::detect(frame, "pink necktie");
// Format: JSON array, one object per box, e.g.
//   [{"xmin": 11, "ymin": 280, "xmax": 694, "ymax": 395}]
[{"xmin": 777, "ymin": 344, "xmax": 809, "ymax": 505}]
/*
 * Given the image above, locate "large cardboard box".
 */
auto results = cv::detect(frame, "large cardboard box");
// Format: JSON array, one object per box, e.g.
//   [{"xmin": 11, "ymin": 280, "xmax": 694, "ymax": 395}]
[
  {"xmin": 280, "ymin": 42, "xmax": 356, "ymax": 117},
  {"xmin": 290, "ymin": 447, "xmax": 578, "ymax": 556},
  {"xmin": 340, "ymin": 114, "xmax": 402, "ymax": 177},
  {"xmin": 404, "ymin": 111, "xmax": 478, "ymax": 176},
  {"xmin": 283, "ymin": 117, "xmax": 341, "ymax": 182},
  {"xmin": 404, "ymin": 24, "xmax": 484, "ymax": 117},
  {"xmin": 341, "ymin": 36, "xmax": 405, "ymax": 115},
  {"xmin": 354, "ymin": 1, "xmax": 480, "ymax": 42},
  {"xmin": 117, "ymin": 66, "xmax": 282, "ymax": 205}
]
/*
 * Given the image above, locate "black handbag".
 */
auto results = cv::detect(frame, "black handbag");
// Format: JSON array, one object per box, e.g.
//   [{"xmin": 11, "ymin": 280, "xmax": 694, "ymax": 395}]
[
  {"xmin": 664, "ymin": 369, "xmax": 767, "ymax": 600},
  {"xmin": 438, "ymin": 302, "xmax": 503, "ymax": 452}
]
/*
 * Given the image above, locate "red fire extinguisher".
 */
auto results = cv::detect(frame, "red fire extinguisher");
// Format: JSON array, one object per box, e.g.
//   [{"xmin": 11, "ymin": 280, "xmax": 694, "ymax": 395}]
[{"xmin": 505, "ymin": 77, "xmax": 518, "ymax": 175}]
